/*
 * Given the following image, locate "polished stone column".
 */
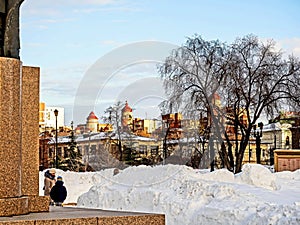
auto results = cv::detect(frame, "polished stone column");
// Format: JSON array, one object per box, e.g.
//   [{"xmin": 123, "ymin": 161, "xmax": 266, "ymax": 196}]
[
  {"xmin": 0, "ymin": 58, "xmax": 48, "ymax": 216},
  {"xmin": 21, "ymin": 66, "xmax": 49, "ymax": 213},
  {"xmin": 0, "ymin": 57, "xmax": 28, "ymax": 216}
]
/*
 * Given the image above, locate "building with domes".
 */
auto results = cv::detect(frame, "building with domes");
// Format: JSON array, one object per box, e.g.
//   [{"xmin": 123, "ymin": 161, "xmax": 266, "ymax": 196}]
[
  {"xmin": 121, "ymin": 101, "xmax": 133, "ymax": 130},
  {"xmin": 86, "ymin": 111, "xmax": 98, "ymax": 132},
  {"xmin": 74, "ymin": 111, "xmax": 113, "ymax": 134}
]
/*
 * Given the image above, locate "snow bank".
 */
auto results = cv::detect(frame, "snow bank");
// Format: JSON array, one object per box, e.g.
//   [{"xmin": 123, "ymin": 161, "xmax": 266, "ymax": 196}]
[
  {"xmin": 39, "ymin": 164, "xmax": 300, "ymax": 225},
  {"xmin": 275, "ymin": 170, "xmax": 300, "ymax": 180},
  {"xmin": 199, "ymin": 168, "xmax": 235, "ymax": 183},
  {"xmin": 235, "ymin": 163, "xmax": 278, "ymax": 190}
]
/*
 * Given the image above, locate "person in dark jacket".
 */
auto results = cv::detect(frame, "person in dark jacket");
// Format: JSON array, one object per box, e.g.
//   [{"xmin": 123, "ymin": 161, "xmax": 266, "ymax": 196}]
[{"xmin": 50, "ymin": 176, "xmax": 67, "ymax": 206}]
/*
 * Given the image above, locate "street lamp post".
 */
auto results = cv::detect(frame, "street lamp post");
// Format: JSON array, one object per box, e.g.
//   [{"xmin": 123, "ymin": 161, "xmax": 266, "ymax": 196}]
[
  {"xmin": 253, "ymin": 122, "xmax": 263, "ymax": 164},
  {"xmin": 270, "ymin": 123, "xmax": 277, "ymax": 165},
  {"xmin": 162, "ymin": 121, "xmax": 168, "ymax": 165},
  {"xmin": 162, "ymin": 118, "xmax": 172, "ymax": 165},
  {"xmin": 54, "ymin": 109, "xmax": 58, "ymax": 168}
]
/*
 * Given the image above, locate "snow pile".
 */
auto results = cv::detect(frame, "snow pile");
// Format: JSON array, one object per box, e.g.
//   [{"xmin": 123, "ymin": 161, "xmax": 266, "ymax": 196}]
[
  {"xmin": 275, "ymin": 170, "xmax": 300, "ymax": 180},
  {"xmin": 39, "ymin": 164, "xmax": 300, "ymax": 225},
  {"xmin": 235, "ymin": 163, "xmax": 278, "ymax": 190},
  {"xmin": 199, "ymin": 168, "xmax": 235, "ymax": 183}
]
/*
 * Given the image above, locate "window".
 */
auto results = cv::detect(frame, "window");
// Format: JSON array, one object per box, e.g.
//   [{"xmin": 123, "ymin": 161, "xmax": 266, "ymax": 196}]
[
  {"xmin": 49, "ymin": 147, "xmax": 54, "ymax": 158},
  {"xmin": 64, "ymin": 147, "xmax": 68, "ymax": 158},
  {"xmin": 57, "ymin": 147, "xmax": 62, "ymax": 157},
  {"xmin": 151, "ymin": 146, "xmax": 159, "ymax": 156},
  {"xmin": 91, "ymin": 145, "xmax": 96, "ymax": 154},
  {"xmin": 84, "ymin": 145, "xmax": 89, "ymax": 155},
  {"xmin": 139, "ymin": 145, "xmax": 147, "ymax": 155},
  {"xmin": 77, "ymin": 146, "xmax": 82, "ymax": 155}
]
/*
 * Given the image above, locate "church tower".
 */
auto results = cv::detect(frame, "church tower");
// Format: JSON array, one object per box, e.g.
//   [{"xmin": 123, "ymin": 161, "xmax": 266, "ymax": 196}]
[
  {"xmin": 121, "ymin": 101, "xmax": 133, "ymax": 130},
  {"xmin": 86, "ymin": 111, "xmax": 98, "ymax": 132}
]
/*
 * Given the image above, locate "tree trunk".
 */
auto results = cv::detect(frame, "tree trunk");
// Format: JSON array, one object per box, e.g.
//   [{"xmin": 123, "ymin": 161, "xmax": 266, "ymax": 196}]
[{"xmin": 118, "ymin": 141, "xmax": 122, "ymax": 161}]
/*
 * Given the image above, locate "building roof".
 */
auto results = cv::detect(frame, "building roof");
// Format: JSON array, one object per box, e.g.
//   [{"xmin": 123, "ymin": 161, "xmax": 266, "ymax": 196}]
[
  {"xmin": 122, "ymin": 101, "xmax": 132, "ymax": 113},
  {"xmin": 87, "ymin": 111, "xmax": 98, "ymax": 120}
]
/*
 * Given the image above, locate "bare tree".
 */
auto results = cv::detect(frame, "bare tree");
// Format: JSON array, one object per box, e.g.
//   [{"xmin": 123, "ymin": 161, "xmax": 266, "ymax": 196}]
[
  {"xmin": 103, "ymin": 101, "xmax": 124, "ymax": 161},
  {"xmin": 160, "ymin": 34, "xmax": 300, "ymax": 173},
  {"xmin": 159, "ymin": 35, "xmax": 230, "ymax": 170},
  {"xmin": 220, "ymin": 35, "xmax": 300, "ymax": 173},
  {"xmin": 88, "ymin": 139, "xmax": 126, "ymax": 170}
]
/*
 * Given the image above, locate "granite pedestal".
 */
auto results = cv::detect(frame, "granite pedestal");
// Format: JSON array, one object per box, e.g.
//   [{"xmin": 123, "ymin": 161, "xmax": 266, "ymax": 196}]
[
  {"xmin": 0, "ymin": 57, "xmax": 49, "ymax": 216},
  {"xmin": 0, "ymin": 206, "xmax": 165, "ymax": 225}
]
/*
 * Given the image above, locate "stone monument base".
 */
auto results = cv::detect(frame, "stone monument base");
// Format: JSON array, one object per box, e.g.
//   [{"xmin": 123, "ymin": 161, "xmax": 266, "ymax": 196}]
[
  {"xmin": 0, "ymin": 206, "xmax": 165, "ymax": 225},
  {"xmin": 0, "ymin": 193, "xmax": 49, "ymax": 217},
  {"xmin": 0, "ymin": 57, "xmax": 49, "ymax": 216},
  {"xmin": 0, "ymin": 197, "xmax": 29, "ymax": 217},
  {"xmin": 0, "ymin": 196, "xmax": 49, "ymax": 217}
]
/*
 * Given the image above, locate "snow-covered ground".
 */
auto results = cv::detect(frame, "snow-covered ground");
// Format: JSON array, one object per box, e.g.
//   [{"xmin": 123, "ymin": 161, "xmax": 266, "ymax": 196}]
[{"xmin": 39, "ymin": 164, "xmax": 300, "ymax": 225}]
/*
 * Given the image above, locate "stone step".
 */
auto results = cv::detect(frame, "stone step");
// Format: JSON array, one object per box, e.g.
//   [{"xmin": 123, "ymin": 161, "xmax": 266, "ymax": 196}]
[{"xmin": 0, "ymin": 206, "xmax": 165, "ymax": 225}]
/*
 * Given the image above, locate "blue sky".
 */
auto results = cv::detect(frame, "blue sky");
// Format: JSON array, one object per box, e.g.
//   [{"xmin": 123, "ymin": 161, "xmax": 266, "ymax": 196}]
[{"xmin": 20, "ymin": 0, "xmax": 300, "ymax": 126}]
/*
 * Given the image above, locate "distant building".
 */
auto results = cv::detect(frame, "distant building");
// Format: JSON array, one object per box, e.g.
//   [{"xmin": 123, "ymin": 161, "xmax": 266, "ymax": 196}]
[
  {"xmin": 75, "ymin": 111, "xmax": 113, "ymax": 134},
  {"xmin": 273, "ymin": 111, "xmax": 300, "ymax": 149},
  {"xmin": 161, "ymin": 113, "xmax": 183, "ymax": 139},
  {"xmin": 86, "ymin": 111, "xmax": 98, "ymax": 132},
  {"xmin": 39, "ymin": 102, "xmax": 46, "ymax": 127},
  {"xmin": 44, "ymin": 131, "xmax": 163, "ymax": 170},
  {"xmin": 225, "ymin": 106, "xmax": 249, "ymax": 139},
  {"xmin": 98, "ymin": 123, "xmax": 113, "ymax": 132},
  {"xmin": 74, "ymin": 124, "xmax": 88, "ymax": 134},
  {"xmin": 122, "ymin": 101, "xmax": 133, "ymax": 130},
  {"xmin": 261, "ymin": 122, "xmax": 290, "ymax": 149},
  {"xmin": 39, "ymin": 102, "xmax": 64, "ymax": 129},
  {"xmin": 133, "ymin": 118, "xmax": 160, "ymax": 137}
]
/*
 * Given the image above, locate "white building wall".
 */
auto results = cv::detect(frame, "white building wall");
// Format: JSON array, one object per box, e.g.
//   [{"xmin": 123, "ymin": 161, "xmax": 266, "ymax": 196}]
[
  {"xmin": 144, "ymin": 119, "xmax": 160, "ymax": 134},
  {"xmin": 261, "ymin": 122, "xmax": 292, "ymax": 149},
  {"xmin": 44, "ymin": 107, "xmax": 65, "ymax": 128},
  {"xmin": 86, "ymin": 119, "xmax": 98, "ymax": 132}
]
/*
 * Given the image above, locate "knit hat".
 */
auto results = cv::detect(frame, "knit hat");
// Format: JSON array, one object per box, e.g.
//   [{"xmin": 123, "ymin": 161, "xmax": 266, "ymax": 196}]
[
  {"xmin": 49, "ymin": 168, "xmax": 56, "ymax": 174},
  {"xmin": 57, "ymin": 176, "xmax": 63, "ymax": 181}
]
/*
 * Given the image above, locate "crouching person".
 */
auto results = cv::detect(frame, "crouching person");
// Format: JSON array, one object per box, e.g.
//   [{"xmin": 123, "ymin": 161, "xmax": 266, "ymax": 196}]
[{"xmin": 50, "ymin": 176, "xmax": 67, "ymax": 206}]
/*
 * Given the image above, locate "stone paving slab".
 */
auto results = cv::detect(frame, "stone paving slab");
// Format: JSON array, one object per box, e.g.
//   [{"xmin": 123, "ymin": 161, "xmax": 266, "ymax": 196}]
[{"xmin": 0, "ymin": 206, "xmax": 165, "ymax": 225}]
